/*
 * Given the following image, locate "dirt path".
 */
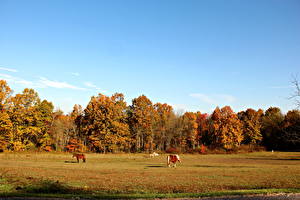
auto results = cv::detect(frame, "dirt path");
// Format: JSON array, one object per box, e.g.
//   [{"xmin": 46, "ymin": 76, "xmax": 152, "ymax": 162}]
[
  {"xmin": 188, "ymin": 193, "xmax": 300, "ymax": 200},
  {"xmin": 0, "ymin": 193, "xmax": 300, "ymax": 200}
]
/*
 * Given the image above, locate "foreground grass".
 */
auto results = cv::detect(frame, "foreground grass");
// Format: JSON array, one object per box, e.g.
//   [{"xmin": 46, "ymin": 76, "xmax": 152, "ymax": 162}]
[
  {"xmin": 0, "ymin": 152, "xmax": 299, "ymax": 198},
  {"xmin": 1, "ymin": 188, "xmax": 300, "ymax": 199}
]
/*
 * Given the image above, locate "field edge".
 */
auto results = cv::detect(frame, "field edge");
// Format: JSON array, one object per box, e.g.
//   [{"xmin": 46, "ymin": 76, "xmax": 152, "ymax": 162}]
[{"xmin": 0, "ymin": 188, "xmax": 300, "ymax": 199}]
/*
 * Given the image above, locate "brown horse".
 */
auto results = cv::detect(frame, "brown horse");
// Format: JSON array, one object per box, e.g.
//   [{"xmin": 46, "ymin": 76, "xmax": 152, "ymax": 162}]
[{"xmin": 72, "ymin": 153, "xmax": 86, "ymax": 163}]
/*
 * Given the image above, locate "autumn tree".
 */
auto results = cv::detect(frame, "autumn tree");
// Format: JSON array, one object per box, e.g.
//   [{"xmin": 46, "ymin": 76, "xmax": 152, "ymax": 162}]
[
  {"xmin": 261, "ymin": 107, "xmax": 284, "ymax": 150},
  {"xmin": 179, "ymin": 112, "xmax": 198, "ymax": 150},
  {"xmin": 71, "ymin": 104, "xmax": 84, "ymax": 134},
  {"xmin": 209, "ymin": 107, "xmax": 222, "ymax": 148},
  {"xmin": 0, "ymin": 80, "xmax": 13, "ymax": 150},
  {"xmin": 35, "ymin": 100, "xmax": 54, "ymax": 150},
  {"xmin": 0, "ymin": 111, "xmax": 12, "ymax": 150},
  {"xmin": 165, "ymin": 112, "xmax": 184, "ymax": 151},
  {"xmin": 238, "ymin": 108, "xmax": 263, "ymax": 145},
  {"xmin": 83, "ymin": 93, "xmax": 131, "ymax": 153},
  {"xmin": 49, "ymin": 110, "xmax": 75, "ymax": 151},
  {"xmin": 0, "ymin": 82, "xmax": 54, "ymax": 151},
  {"xmin": 153, "ymin": 103, "xmax": 176, "ymax": 151},
  {"xmin": 70, "ymin": 104, "xmax": 85, "ymax": 147},
  {"xmin": 3, "ymin": 79, "xmax": 300, "ymax": 153},
  {"xmin": 0, "ymin": 80, "xmax": 12, "ymax": 110},
  {"xmin": 7, "ymin": 88, "xmax": 42, "ymax": 150},
  {"xmin": 128, "ymin": 95, "xmax": 156, "ymax": 152},
  {"xmin": 280, "ymin": 110, "xmax": 300, "ymax": 150},
  {"xmin": 195, "ymin": 112, "xmax": 209, "ymax": 146},
  {"xmin": 210, "ymin": 106, "xmax": 243, "ymax": 150}
]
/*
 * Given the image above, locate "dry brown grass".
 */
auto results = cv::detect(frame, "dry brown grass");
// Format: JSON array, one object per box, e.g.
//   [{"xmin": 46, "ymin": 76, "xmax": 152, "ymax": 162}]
[{"xmin": 0, "ymin": 151, "xmax": 299, "ymax": 194}]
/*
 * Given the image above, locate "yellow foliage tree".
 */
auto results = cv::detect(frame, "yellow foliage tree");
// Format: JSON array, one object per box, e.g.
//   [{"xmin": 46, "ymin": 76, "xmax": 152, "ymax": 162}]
[
  {"xmin": 180, "ymin": 112, "xmax": 198, "ymax": 150},
  {"xmin": 238, "ymin": 108, "xmax": 263, "ymax": 145},
  {"xmin": 83, "ymin": 93, "xmax": 131, "ymax": 153},
  {"xmin": 8, "ymin": 88, "xmax": 43, "ymax": 150},
  {"xmin": 153, "ymin": 103, "xmax": 176, "ymax": 151},
  {"xmin": 0, "ymin": 111, "xmax": 12, "ymax": 150},
  {"xmin": 211, "ymin": 106, "xmax": 243, "ymax": 150},
  {"xmin": 128, "ymin": 95, "xmax": 157, "ymax": 152},
  {"xmin": 0, "ymin": 80, "xmax": 13, "ymax": 150}
]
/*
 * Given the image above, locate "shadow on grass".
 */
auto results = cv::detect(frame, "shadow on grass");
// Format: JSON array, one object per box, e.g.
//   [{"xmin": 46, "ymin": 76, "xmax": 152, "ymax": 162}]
[
  {"xmin": 1, "ymin": 180, "xmax": 300, "ymax": 200},
  {"xmin": 64, "ymin": 161, "xmax": 78, "ymax": 163},
  {"xmin": 194, "ymin": 165, "xmax": 256, "ymax": 168},
  {"xmin": 1, "ymin": 180, "xmax": 91, "ymax": 199},
  {"xmin": 246, "ymin": 157, "xmax": 300, "ymax": 161},
  {"xmin": 21, "ymin": 180, "xmax": 85, "ymax": 194},
  {"xmin": 146, "ymin": 165, "xmax": 164, "ymax": 168}
]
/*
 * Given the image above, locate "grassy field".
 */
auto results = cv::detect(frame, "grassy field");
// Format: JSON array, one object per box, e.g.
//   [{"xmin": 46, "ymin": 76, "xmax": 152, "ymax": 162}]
[{"xmin": 0, "ymin": 151, "xmax": 299, "ymax": 198}]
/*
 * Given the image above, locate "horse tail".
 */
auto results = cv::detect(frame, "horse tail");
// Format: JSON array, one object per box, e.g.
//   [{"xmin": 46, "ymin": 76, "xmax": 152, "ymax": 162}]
[{"xmin": 83, "ymin": 155, "xmax": 86, "ymax": 163}]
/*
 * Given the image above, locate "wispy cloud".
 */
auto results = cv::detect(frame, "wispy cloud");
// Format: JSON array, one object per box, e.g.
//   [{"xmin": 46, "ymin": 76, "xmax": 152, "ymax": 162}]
[
  {"xmin": 71, "ymin": 72, "xmax": 80, "ymax": 76},
  {"xmin": 0, "ymin": 73, "xmax": 36, "ymax": 87},
  {"xmin": 268, "ymin": 85, "xmax": 293, "ymax": 89},
  {"xmin": 84, "ymin": 82, "xmax": 97, "ymax": 88},
  {"xmin": 218, "ymin": 94, "xmax": 236, "ymax": 103},
  {"xmin": 190, "ymin": 93, "xmax": 236, "ymax": 105},
  {"xmin": 0, "ymin": 73, "xmax": 13, "ymax": 78},
  {"xmin": 0, "ymin": 73, "xmax": 93, "ymax": 91},
  {"xmin": 39, "ymin": 77, "xmax": 87, "ymax": 90},
  {"xmin": 190, "ymin": 93, "xmax": 217, "ymax": 104},
  {"xmin": 0, "ymin": 66, "xmax": 18, "ymax": 72},
  {"xmin": 84, "ymin": 81, "xmax": 107, "ymax": 93}
]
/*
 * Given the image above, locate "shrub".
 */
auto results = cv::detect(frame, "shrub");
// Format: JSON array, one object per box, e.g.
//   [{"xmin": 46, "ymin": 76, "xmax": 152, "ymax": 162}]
[
  {"xmin": 237, "ymin": 144, "xmax": 266, "ymax": 153},
  {"xmin": 165, "ymin": 147, "xmax": 181, "ymax": 154}
]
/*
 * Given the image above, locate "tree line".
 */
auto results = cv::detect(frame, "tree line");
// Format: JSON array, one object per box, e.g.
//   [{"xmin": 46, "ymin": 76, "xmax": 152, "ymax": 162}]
[{"xmin": 0, "ymin": 80, "xmax": 299, "ymax": 153}]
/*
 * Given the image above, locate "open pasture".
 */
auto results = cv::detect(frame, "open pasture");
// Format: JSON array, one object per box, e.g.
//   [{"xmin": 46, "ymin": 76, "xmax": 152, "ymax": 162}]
[{"xmin": 0, "ymin": 152, "xmax": 299, "ymax": 196}]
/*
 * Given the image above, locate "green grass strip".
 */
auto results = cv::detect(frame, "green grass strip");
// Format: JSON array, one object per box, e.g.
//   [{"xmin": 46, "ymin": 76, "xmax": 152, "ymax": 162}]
[{"xmin": 1, "ymin": 188, "xmax": 299, "ymax": 199}]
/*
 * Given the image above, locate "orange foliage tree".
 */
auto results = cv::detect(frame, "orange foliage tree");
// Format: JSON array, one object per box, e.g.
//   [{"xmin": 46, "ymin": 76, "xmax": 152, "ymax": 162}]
[
  {"xmin": 2, "ymin": 79, "xmax": 300, "ymax": 153},
  {"xmin": 195, "ymin": 112, "xmax": 209, "ymax": 148},
  {"xmin": 0, "ymin": 80, "xmax": 12, "ymax": 150},
  {"xmin": 128, "ymin": 95, "xmax": 157, "ymax": 152},
  {"xmin": 82, "ymin": 93, "xmax": 131, "ymax": 153},
  {"xmin": 180, "ymin": 112, "xmax": 198, "ymax": 150},
  {"xmin": 8, "ymin": 89, "xmax": 42, "ymax": 150},
  {"xmin": 210, "ymin": 106, "xmax": 243, "ymax": 150},
  {"xmin": 153, "ymin": 103, "xmax": 176, "ymax": 151},
  {"xmin": 238, "ymin": 108, "xmax": 263, "ymax": 145}
]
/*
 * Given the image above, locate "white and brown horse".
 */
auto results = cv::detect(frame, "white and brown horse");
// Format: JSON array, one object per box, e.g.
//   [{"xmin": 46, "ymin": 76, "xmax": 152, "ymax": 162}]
[
  {"xmin": 150, "ymin": 152, "xmax": 159, "ymax": 158},
  {"xmin": 167, "ymin": 154, "xmax": 181, "ymax": 167}
]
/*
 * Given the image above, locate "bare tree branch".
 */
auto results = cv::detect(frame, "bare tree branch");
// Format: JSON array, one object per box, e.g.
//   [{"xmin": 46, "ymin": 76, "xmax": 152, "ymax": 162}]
[{"xmin": 290, "ymin": 75, "xmax": 300, "ymax": 108}]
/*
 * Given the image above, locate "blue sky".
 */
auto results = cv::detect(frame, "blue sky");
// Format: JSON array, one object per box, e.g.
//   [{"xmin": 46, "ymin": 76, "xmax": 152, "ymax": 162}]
[{"xmin": 0, "ymin": 0, "xmax": 299, "ymax": 114}]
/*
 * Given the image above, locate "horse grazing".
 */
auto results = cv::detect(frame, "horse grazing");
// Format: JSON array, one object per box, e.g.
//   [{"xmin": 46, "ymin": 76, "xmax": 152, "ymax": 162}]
[
  {"xmin": 150, "ymin": 152, "xmax": 159, "ymax": 158},
  {"xmin": 167, "ymin": 154, "xmax": 181, "ymax": 167},
  {"xmin": 73, "ymin": 153, "xmax": 86, "ymax": 163}
]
